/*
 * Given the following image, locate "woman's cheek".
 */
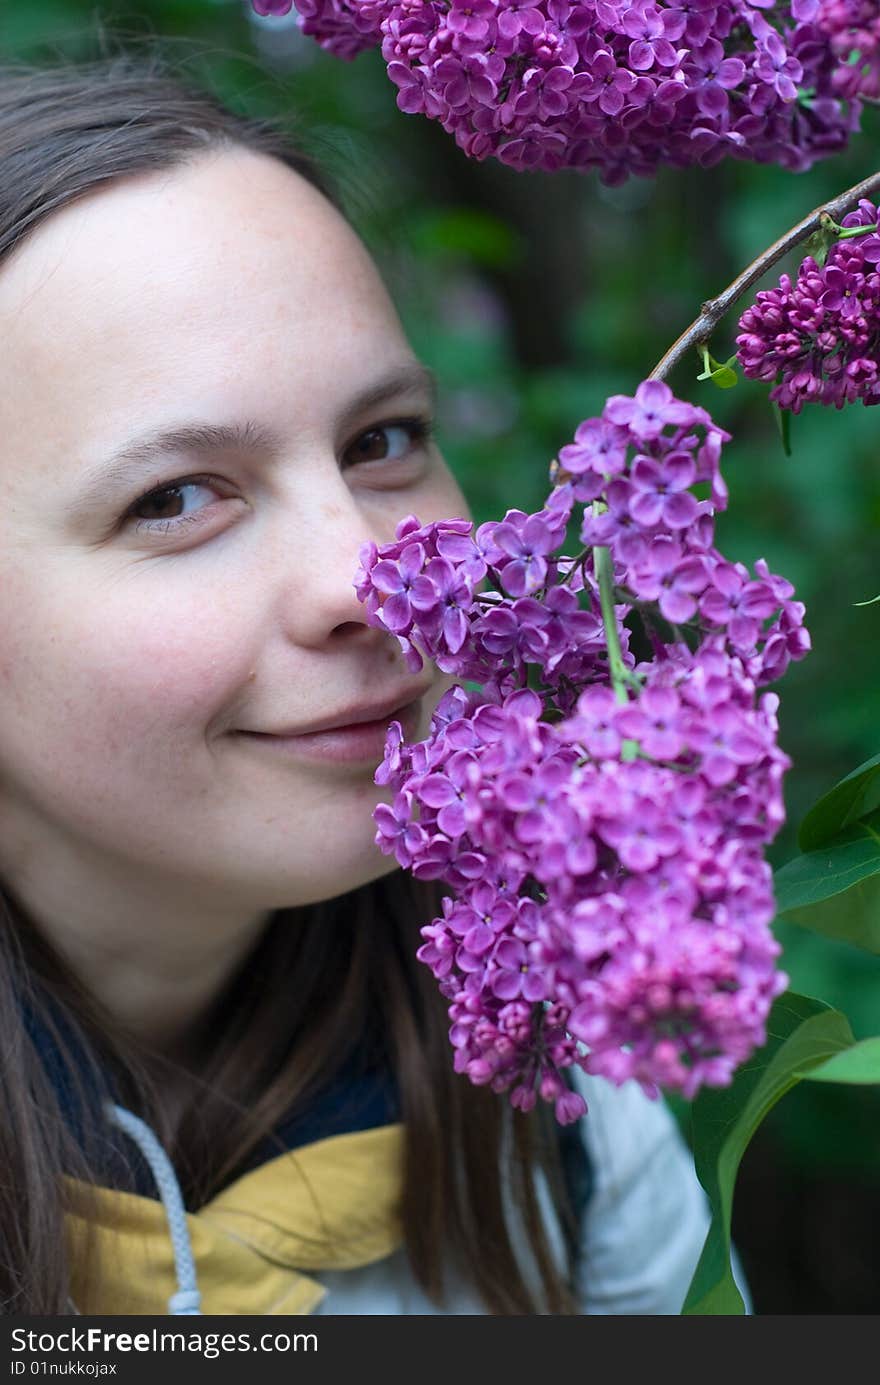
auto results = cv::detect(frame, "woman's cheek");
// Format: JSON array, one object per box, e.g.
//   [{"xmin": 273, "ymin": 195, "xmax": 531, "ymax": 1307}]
[
  {"xmin": 60, "ymin": 607, "xmax": 227, "ymax": 747},
  {"xmin": 417, "ymin": 460, "xmax": 472, "ymax": 525}
]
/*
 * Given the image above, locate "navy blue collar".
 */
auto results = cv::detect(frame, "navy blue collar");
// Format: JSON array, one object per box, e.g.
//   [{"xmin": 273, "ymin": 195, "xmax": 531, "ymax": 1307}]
[{"xmin": 23, "ymin": 991, "xmax": 399, "ymax": 1200}]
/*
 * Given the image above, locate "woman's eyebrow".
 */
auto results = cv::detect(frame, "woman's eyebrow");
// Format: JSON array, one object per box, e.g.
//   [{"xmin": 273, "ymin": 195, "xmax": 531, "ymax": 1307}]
[{"xmin": 72, "ymin": 362, "xmax": 438, "ymax": 508}]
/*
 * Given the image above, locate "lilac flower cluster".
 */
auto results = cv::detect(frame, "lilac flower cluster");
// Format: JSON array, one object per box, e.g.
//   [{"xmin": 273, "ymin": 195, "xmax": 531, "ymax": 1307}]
[
  {"xmin": 356, "ymin": 381, "xmax": 808, "ymax": 1119},
  {"xmin": 737, "ymin": 198, "xmax": 880, "ymax": 412},
  {"xmin": 354, "ymin": 505, "xmax": 611, "ymax": 709},
  {"xmin": 797, "ymin": 0, "xmax": 880, "ymax": 99},
  {"xmin": 253, "ymin": 1, "xmax": 862, "ymax": 182},
  {"xmin": 560, "ymin": 381, "xmax": 811, "ymax": 685},
  {"xmin": 251, "ymin": 0, "xmax": 380, "ymax": 57}
]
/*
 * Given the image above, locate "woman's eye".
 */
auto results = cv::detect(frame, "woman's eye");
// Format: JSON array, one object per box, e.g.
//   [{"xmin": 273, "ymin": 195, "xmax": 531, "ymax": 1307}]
[
  {"xmin": 343, "ymin": 418, "xmax": 433, "ymax": 468},
  {"xmin": 125, "ymin": 476, "xmax": 227, "ymax": 534},
  {"xmin": 120, "ymin": 418, "xmax": 434, "ymax": 538}
]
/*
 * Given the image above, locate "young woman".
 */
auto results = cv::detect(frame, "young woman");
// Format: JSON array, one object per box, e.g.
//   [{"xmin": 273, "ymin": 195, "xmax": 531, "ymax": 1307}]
[{"xmin": 0, "ymin": 46, "xmax": 728, "ymax": 1317}]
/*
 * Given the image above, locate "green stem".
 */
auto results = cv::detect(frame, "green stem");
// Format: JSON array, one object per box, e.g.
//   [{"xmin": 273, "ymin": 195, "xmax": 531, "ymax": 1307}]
[
  {"xmin": 594, "ymin": 546, "xmax": 628, "ymax": 700},
  {"xmin": 594, "ymin": 545, "xmax": 640, "ymax": 762},
  {"xmin": 826, "ymin": 220, "xmax": 878, "ymax": 240},
  {"xmin": 595, "ymin": 545, "xmax": 637, "ymax": 686}
]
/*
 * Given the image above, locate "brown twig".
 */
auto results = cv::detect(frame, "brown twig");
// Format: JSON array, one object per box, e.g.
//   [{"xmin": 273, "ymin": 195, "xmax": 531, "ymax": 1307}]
[{"xmin": 649, "ymin": 168, "xmax": 880, "ymax": 382}]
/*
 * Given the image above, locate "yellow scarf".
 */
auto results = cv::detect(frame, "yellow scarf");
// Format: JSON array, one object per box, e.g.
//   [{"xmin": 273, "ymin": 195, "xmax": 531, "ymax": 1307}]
[{"xmin": 64, "ymin": 1123, "xmax": 404, "ymax": 1315}]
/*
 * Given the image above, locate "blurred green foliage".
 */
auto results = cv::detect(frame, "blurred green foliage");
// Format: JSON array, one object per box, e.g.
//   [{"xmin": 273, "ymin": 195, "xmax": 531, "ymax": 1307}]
[{"xmin": 2, "ymin": 0, "xmax": 879, "ymax": 1192}]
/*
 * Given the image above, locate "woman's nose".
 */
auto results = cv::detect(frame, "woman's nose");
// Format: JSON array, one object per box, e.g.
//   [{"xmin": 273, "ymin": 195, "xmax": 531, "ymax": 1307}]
[{"xmin": 266, "ymin": 480, "xmax": 398, "ymax": 650}]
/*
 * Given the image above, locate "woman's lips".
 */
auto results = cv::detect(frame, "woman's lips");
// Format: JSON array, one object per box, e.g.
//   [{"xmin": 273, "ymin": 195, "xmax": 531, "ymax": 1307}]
[{"xmin": 235, "ymin": 697, "xmax": 422, "ymax": 764}]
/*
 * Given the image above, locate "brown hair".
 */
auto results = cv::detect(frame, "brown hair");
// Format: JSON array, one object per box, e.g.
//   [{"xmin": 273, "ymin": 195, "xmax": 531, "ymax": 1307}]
[{"xmin": 0, "ymin": 44, "xmax": 579, "ymax": 1315}]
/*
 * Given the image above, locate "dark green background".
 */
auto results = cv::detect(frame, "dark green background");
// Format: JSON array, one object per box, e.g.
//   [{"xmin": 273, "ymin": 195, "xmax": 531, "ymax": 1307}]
[{"xmin": 2, "ymin": 0, "xmax": 878, "ymax": 1313}]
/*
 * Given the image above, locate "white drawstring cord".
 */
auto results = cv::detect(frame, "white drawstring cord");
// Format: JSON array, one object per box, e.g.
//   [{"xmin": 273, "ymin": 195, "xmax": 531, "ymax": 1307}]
[{"xmin": 103, "ymin": 1101, "xmax": 203, "ymax": 1315}]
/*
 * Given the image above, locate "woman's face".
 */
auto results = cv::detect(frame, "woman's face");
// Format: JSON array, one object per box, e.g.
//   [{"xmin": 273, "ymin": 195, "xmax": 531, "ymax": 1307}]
[{"xmin": 0, "ymin": 146, "xmax": 468, "ymax": 925}]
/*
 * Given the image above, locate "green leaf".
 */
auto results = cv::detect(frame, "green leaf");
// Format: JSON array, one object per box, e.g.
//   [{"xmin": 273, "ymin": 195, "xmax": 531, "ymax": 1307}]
[
  {"xmin": 713, "ymin": 363, "xmax": 739, "ymax": 388},
  {"xmin": 696, "ymin": 346, "xmax": 738, "ymax": 389},
  {"xmin": 798, "ymin": 1036, "xmax": 880, "ymax": 1084},
  {"xmin": 798, "ymin": 750, "xmax": 880, "ymax": 851},
  {"xmin": 776, "ymin": 871, "xmax": 880, "ymax": 953},
  {"xmin": 854, "ymin": 592, "xmax": 880, "ymax": 607},
  {"xmin": 682, "ymin": 993, "xmax": 855, "ymax": 1315},
  {"xmin": 804, "ymin": 215, "xmax": 841, "ymax": 269},
  {"xmin": 804, "ymin": 234, "xmax": 830, "ymax": 269},
  {"xmin": 774, "ymin": 806, "xmax": 880, "ymax": 954}
]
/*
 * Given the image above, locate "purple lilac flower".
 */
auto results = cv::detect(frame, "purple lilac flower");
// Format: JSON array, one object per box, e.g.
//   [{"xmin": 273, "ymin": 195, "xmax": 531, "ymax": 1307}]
[
  {"xmin": 737, "ymin": 198, "xmax": 880, "ymax": 411},
  {"xmin": 373, "ymin": 642, "xmax": 794, "ymax": 1110},
  {"xmin": 492, "ymin": 511, "xmax": 560, "ymax": 596},
  {"xmin": 554, "ymin": 384, "xmax": 812, "ymax": 686},
  {"xmin": 253, "ymin": 0, "xmax": 383, "ymax": 59},
  {"xmin": 354, "ymin": 515, "xmax": 487, "ymax": 671},
  {"xmin": 812, "ymin": 0, "xmax": 880, "ymax": 99},
  {"xmin": 355, "ymin": 382, "xmax": 808, "ymax": 1119},
  {"xmin": 255, "ymin": 1, "xmax": 866, "ymax": 181}
]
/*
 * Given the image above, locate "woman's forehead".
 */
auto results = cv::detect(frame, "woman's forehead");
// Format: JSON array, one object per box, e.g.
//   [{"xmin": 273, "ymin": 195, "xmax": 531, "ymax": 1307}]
[
  {"xmin": 0, "ymin": 147, "xmax": 408, "ymax": 478},
  {"xmin": 0, "ymin": 146, "xmax": 385, "ymax": 336}
]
